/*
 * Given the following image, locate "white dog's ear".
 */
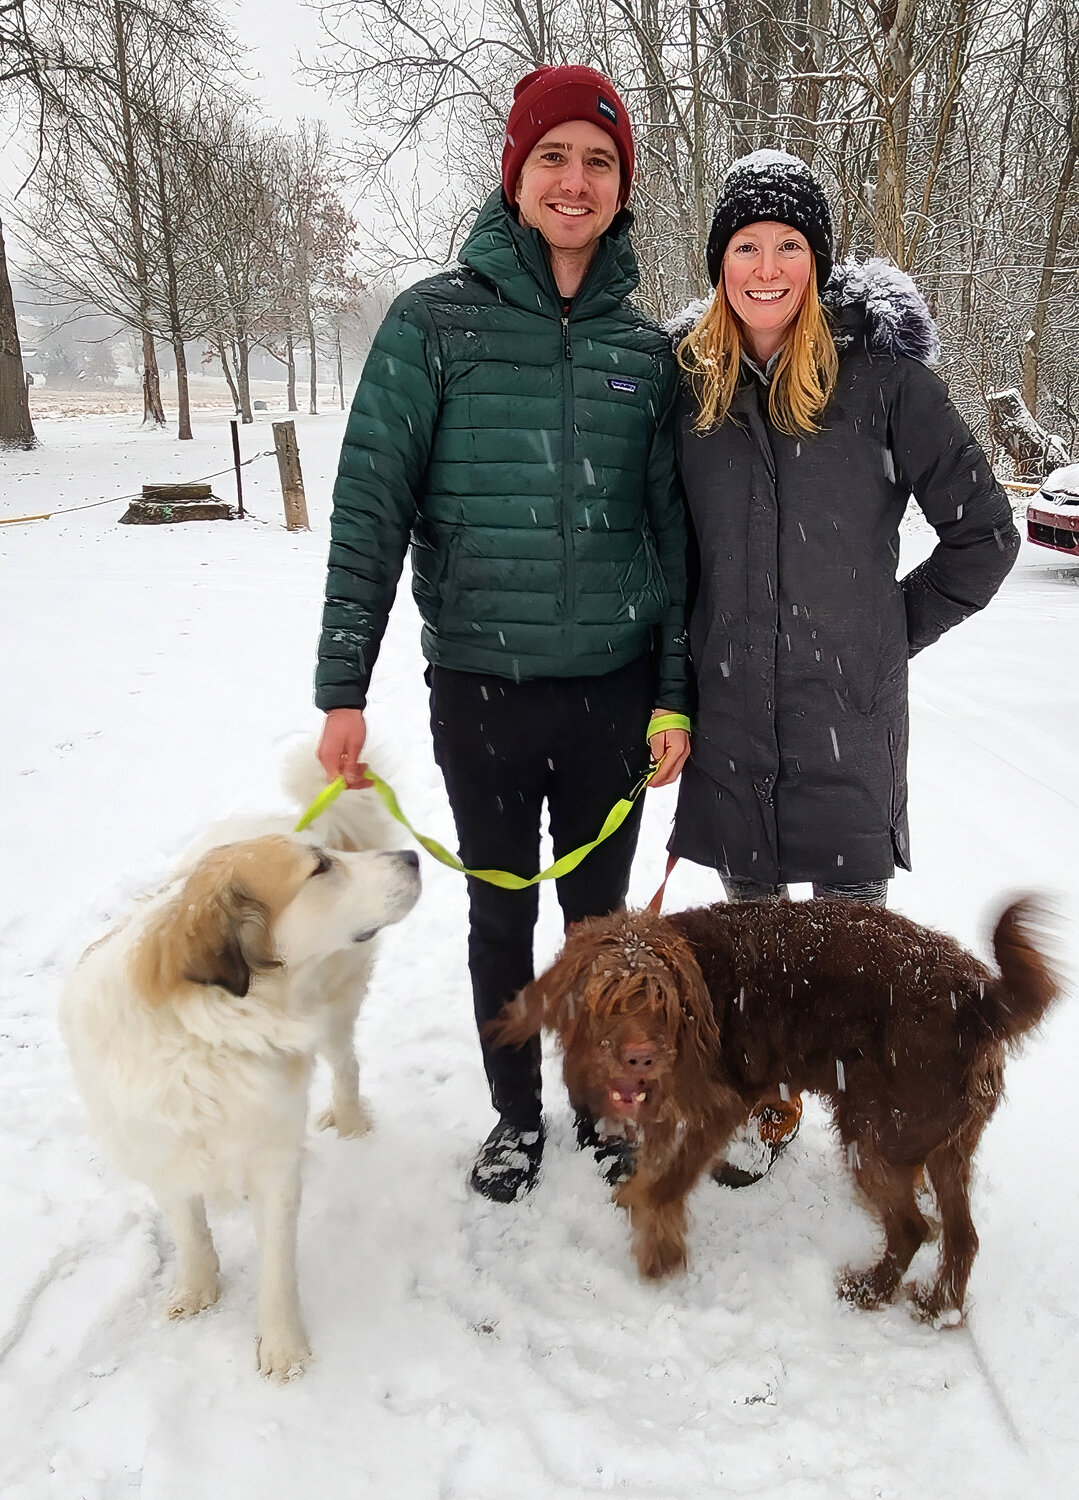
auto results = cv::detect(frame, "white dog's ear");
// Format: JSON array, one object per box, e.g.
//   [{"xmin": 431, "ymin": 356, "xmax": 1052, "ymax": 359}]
[{"xmin": 181, "ymin": 882, "xmax": 282, "ymax": 997}]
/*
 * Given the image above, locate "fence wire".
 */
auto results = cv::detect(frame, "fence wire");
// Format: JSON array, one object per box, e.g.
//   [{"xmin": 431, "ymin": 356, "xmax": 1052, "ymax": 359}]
[{"xmin": 1, "ymin": 449, "xmax": 277, "ymax": 527}]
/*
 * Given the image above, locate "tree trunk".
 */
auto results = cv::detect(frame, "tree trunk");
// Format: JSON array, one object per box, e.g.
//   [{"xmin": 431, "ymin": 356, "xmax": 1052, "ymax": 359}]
[
  {"xmin": 905, "ymin": 0, "xmax": 972, "ymax": 269},
  {"xmin": 150, "ymin": 88, "xmax": 191, "ymax": 439},
  {"xmin": 141, "ymin": 330, "xmax": 166, "ymax": 426},
  {"xmin": 173, "ymin": 336, "xmax": 192, "ymax": 441},
  {"xmin": 336, "ymin": 325, "xmax": 345, "ymax": 411},
  {"xmin": 791, "ymin": 0, "xmax": 831, "ymax": 166},
  {"xmin": 113, "ymin": 0, "xmax": 165, "ymax": 428},
  {"xmin": 217, "ymin": 337, "xmax": 240, "ymax": 413},
  {"xmin": 757, "ymin": 5, "xmax": 782, "ymax": 140},
  {"xmin": 688, "ymin": 1, "xmax": 709, "ymax": 286},
  {"xmin": 306, "ymin": 306, "xmax": 317, "ymax": 415},
  {"xmin": 632, "ymin": 0, "xmax": 696, "ymax": 300},
  {"xmin": 1021, "ymin": 126, "xmax": 1078, "ymax": 417},
  {"xmin": 0, "ymin": 214, "xmax": 36, "ymax": 450},
  {"xmin": 874, "ymin": 0, "xmax": 916, "ymax": 265},
  {"xmin": 286, "ymin": 332, "xmax": 297, "ymax": 411},
  {"xmin": 236, "ymin": 327, "xmax": 253, "ymax": 423},
  {"xmin": 723, "ymin": 0, "xmax": 754, "ymax": 156}
]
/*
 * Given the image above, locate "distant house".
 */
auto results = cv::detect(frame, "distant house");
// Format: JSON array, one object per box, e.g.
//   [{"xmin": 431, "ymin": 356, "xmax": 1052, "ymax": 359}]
[{"xmin": 20, "ymin": 349, "xmax": 47, "ymax": 386}]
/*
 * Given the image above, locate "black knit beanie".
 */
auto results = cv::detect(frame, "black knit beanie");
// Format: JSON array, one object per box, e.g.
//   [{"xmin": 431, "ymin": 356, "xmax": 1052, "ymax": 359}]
[{"xmin": 706, "ymin": 149, "xmax": 834, "ymax": 290}]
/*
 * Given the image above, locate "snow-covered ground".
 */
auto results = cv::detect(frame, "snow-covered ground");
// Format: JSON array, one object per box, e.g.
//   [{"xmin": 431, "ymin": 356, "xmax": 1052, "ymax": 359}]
[{"xmin": 2, "ymin": 408, "xmax": 1077, "ymax": 1498}]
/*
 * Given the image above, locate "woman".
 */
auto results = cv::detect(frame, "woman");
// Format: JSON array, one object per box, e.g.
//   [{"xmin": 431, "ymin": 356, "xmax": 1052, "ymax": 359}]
[{"xmin": 671, "ymin": 150, "xmax": 1020, "ymax": 1182}]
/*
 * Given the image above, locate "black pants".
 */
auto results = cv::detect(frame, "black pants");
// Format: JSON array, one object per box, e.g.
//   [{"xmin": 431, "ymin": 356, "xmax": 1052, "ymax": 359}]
[{"xmin": 429, "ymin": 658, "xmax": 655, "ymax": 1128}]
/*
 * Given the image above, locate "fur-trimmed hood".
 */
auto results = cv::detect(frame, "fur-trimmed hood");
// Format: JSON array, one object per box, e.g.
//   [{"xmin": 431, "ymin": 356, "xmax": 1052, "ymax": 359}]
[{"xmin": 664, "ymin": 257, "xmax": 940, "ymax": 366}]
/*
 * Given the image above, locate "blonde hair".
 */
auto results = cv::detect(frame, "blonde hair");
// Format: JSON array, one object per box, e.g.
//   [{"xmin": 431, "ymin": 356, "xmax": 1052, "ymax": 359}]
[{"xmin": 677, "ymin": 265, "xmax": 839, "ymax": 438}]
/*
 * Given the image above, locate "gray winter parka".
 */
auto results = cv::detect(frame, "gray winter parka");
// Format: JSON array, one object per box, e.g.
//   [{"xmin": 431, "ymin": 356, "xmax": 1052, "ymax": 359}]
[{"xmin": 670, "ymin": 260, "xmax": 1020, "ymax": 885}]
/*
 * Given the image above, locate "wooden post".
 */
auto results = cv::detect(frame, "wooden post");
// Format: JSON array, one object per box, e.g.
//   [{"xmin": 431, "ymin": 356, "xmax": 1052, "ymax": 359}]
[
  {"xmin": 273, "ymin": 419, "xmax": 310, "ymax": 531},
  {"xmin": 230, "ymin": 418, "xmax": 245, "ymax": 519}
]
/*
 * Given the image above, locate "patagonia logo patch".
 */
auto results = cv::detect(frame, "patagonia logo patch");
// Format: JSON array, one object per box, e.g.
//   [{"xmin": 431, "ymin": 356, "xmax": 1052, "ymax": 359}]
[
  {"xmin": 597, "ymin": 95, "xmax": 618, "ymax": 126},
  {"xmin": 607, "ymin": 378, "xmax": 638, "ymax": 394}
]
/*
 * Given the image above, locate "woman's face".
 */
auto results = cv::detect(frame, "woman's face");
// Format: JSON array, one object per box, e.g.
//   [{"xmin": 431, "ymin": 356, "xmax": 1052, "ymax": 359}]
[{"xmin": 722, "ymin": 221, "xmax": 814, "ymax": 362}]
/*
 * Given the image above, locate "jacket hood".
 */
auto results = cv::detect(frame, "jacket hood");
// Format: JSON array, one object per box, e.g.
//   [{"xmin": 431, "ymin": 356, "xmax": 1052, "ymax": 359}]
[
  {"xmin": 457, "ymin": 189, "xmax": 640, "ymax": 318},
  {"xmin": 824, "ymin": 258, "xmax": 940, "ymax": 364},
  {"xmin": 664, "ymin": 256, "xmax": 940, "ymax": 366}
]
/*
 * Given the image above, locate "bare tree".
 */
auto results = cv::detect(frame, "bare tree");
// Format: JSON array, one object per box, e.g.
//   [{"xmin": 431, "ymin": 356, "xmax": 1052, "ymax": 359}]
[
  {"xmin": 187, "ymin": 109, "xmax": 285, "ymax": 423},
  {"xmin": 307, "ymin": 0, "xmax": 1078, "ymax": 448},
  {"xmin": 263, "ymin": 123, "xmax": 360, "ymax": 416},
  {"xmin": 1018, "ymin": 0, "xmax": 1078, "ymax": 417},
  {"xmin": 0, "ymin": 212, "xmax": 35, "ymax": 449},
  {"xmin": 17, "ymin": 0, "xmax": 235, "ymax": 431},
  {"xmin": 0, "ymin": 0, "xmax": 82, "ymax": 447}
]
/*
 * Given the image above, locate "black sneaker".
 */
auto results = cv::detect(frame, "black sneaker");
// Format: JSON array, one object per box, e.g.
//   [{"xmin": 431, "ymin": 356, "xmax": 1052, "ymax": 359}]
[
  {"xmin": 574, "ymin": 1111, "xmax": 637, "ymax": 1187},
  {"xmin": 469, "ymin": 1120, "xmax": 545, "ymax": 1202}
]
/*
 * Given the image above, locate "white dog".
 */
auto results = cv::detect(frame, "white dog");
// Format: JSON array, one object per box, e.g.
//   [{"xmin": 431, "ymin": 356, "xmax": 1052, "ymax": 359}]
[{"xmin": 60, "ymin": 748, "xmax": 420, "ymax": 1379}]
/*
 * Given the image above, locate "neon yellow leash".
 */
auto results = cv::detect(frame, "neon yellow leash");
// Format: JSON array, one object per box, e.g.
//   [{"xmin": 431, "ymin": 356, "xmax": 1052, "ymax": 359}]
[{"xmin": 295, "ymin": 712, "xmax": 690, "ymax": 890}]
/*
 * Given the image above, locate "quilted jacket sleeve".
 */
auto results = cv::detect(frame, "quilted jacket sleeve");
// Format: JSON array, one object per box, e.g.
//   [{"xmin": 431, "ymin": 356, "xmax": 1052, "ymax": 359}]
[
  {"xmin": 315, "ymin": 292, "xmax": 443, "ymax": 710},
  {"xmin": 890, "ymin": 359, "xmax": 1020, "ymax": 656},
  {"xmin": 645, "ymin": 364, "xmax": 691, "ymax": 712}
]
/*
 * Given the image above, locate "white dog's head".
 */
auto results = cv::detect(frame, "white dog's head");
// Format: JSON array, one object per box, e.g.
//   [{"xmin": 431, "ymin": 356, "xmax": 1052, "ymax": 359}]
[{"xmin": 134, "ymin": 835, "xmax": 421, "ymax": 1000}]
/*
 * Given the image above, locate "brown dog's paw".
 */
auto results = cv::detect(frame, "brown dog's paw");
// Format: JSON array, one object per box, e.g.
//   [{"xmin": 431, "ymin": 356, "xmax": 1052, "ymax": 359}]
[
  {"xmin": 633, "ymin": 1220, "xmax": 689, "ymax": 1280},
  {"xmin": 907, "ymin": 1282, "xmax": 965, "ymax": 1328},
  {"xmin": 836, "ymin": 1263, "xmax": 898, "ymax": 1310},
  {"xmin": 635, "ymin": 1238, "xmax": 688, "ymax": 1280}
]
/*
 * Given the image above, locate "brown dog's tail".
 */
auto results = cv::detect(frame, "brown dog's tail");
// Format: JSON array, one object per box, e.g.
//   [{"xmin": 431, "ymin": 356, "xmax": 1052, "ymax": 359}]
[{"xmin": 981, "ymin": 898, "xmax": 1062, "ymax": 1046}]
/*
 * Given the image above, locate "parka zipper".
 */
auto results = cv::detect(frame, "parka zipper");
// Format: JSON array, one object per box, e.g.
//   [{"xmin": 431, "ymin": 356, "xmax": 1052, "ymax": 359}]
[{"xmin": 561, "ymin": 310, "xmax": 576, "ymax": 642}]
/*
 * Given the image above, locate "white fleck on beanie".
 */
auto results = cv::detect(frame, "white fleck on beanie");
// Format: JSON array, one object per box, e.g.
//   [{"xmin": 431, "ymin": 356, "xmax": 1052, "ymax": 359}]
[{"xmin": 706, "ymin": 149, "xmax": 835, "ymax": 289}]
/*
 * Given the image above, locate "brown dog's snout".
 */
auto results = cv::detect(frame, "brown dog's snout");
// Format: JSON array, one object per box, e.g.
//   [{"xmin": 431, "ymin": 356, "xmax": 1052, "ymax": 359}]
[{"xmin": 621, "ymin": 1041, "xmax": 660, "ymax": 1074}]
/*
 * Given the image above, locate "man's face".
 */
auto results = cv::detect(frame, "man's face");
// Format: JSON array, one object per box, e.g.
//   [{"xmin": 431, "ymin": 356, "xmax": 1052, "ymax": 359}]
[{"xmin": 515, "ymin": 119, "xmax": 622, "ymax": 254}]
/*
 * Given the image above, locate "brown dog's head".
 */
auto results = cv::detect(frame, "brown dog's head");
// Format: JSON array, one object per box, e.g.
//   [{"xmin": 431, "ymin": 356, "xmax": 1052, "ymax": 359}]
[{"xmin": 486, "ymin": 911, "xmax": 722, "ymax": 1135}]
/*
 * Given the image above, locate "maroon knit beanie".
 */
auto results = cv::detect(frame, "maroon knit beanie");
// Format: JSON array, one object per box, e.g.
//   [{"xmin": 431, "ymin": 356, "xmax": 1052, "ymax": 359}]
[{"xmin": 501, "ymin": 65, "xmax": 635, "ymax": 207}]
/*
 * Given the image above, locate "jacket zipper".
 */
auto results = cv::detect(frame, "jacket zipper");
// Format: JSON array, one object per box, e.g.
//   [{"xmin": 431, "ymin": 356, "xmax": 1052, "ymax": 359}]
[{"xmin": 561, "ymin": 311, "xmax": 575, "ymax": 640}]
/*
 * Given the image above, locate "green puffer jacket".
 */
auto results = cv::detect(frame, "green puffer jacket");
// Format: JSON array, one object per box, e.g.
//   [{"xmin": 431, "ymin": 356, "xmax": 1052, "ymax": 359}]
[{"xmin": 315, "ymin": 190, "xmax": 689, "ymax": 712}]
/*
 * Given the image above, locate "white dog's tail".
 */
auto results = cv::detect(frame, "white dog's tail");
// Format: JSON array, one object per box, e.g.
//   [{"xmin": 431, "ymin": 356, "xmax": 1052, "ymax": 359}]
[{"xmin": 282, "ymin": 739, "xmax": 400, "ymax": 855}]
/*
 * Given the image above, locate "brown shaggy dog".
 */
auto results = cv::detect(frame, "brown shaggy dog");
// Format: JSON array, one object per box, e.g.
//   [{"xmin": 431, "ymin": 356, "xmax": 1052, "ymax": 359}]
[{"xmin": 487, "ymin": 899, "xmax": 1060, "ymax": 1322}]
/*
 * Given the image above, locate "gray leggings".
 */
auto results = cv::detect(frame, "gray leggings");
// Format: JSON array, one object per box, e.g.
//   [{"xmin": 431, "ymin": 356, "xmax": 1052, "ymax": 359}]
[{"xmin": 722, "ymin": 876, "xmax": 888, "ymax": 908}]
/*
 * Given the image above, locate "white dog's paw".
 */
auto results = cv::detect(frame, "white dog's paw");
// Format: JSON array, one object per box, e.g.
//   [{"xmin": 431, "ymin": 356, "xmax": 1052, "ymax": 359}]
[
  {"xmin": 256, "ymin": 1325, "xmax": 311, "ymax": 1382},
  {"xmin": 316, "ymin": 1097, "xmax": 374, "ymax": 1139},
  {"xmin": 165, "ymin": 1276, "xmax": 220, "ymax": 1320}
]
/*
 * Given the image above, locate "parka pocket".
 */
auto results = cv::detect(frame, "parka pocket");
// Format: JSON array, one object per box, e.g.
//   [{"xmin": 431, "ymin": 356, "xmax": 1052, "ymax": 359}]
[
  {"xmin": 410, "ymin": 518, "xmax": 463, "ymax": 630},
  {"xmin": 624, "ymin": 533, "xmax": 668, "ymax": 625},
  {"xmin": 438, "ymin": 528, "xmax": 464, "ymax": 620},
  {"xmin": 887, "ymin": 726, "xmax": 912, "ymax": 871}
]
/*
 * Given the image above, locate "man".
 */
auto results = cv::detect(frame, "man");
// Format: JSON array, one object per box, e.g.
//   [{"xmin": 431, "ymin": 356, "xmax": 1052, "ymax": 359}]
[{"xmin": 315, "ymin": 64, "xmax": 690, "ymax": 1201}]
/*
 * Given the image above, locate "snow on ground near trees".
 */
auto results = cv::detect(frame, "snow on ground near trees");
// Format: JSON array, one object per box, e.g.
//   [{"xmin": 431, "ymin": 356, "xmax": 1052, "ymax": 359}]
[{"xmin": 2, "ymin": 408, "xmax": 1078, "ymax": 1498}]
